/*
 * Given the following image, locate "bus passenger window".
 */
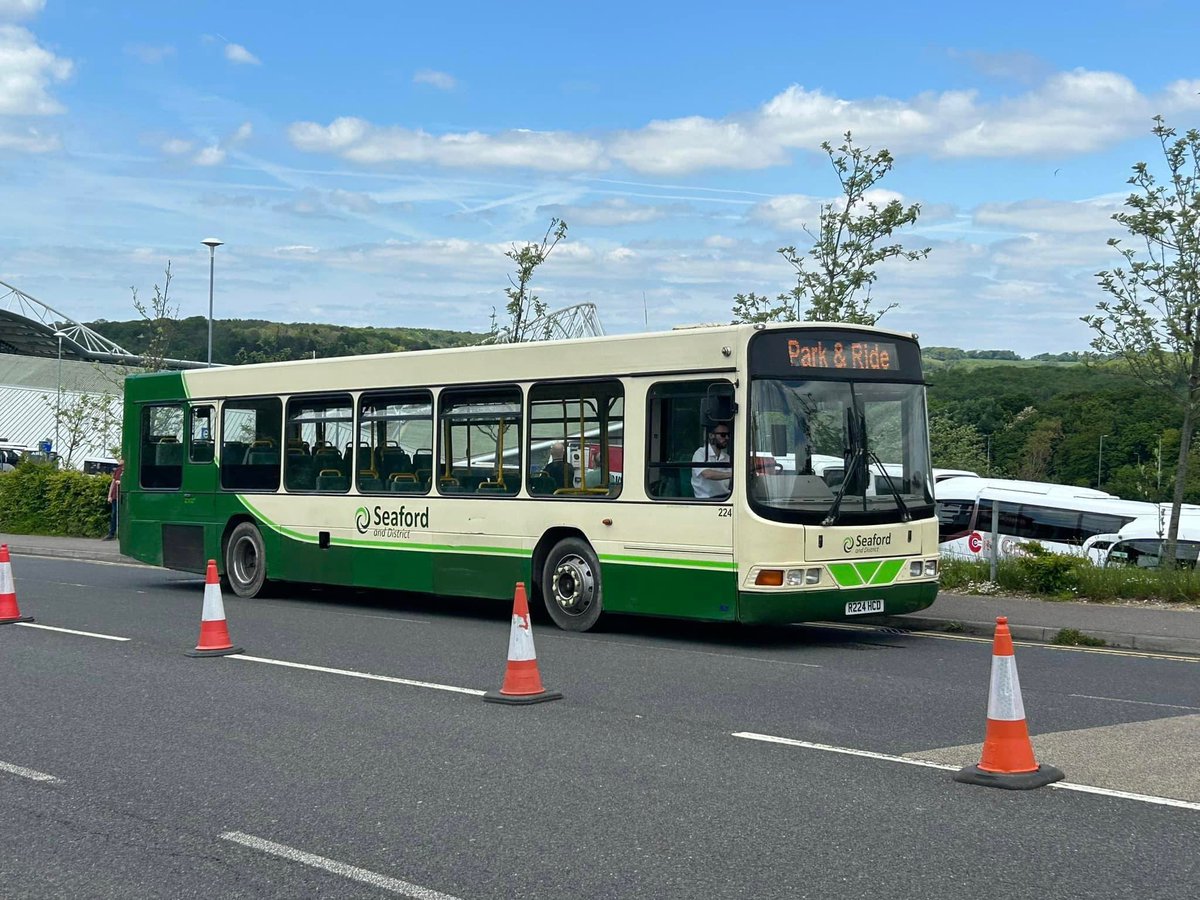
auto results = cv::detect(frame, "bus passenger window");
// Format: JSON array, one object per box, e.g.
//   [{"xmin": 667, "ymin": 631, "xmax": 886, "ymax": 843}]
[
  {"xmin": 221, "ymin": 398, "xmax": 282, "ymax": 491},
  {"xmin": 527, "ymin": 380, "xmax": 623, "ymax": 499}
]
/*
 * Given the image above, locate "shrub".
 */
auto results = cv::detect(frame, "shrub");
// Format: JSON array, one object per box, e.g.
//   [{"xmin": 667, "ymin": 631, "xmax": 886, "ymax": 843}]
[{"xmin": 0, "ymin": 461, "xmax": 111, "ymax": 537}]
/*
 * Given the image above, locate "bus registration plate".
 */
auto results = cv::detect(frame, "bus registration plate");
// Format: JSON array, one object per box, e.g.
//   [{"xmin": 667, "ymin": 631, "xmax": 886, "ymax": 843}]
[{"xmin": 845, "ymin": 599, "xmax": 884, "ymax": 615}]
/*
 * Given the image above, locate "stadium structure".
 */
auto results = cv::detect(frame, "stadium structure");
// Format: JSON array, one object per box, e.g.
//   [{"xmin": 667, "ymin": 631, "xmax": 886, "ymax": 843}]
[{"xmin": 0, "ymin": 279, "xmax": 205, "ymax": 468}]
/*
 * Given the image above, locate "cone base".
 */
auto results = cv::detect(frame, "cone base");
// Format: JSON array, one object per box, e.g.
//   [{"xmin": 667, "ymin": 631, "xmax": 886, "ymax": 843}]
[
  {"xmin": 483, "ymin": 689, "xmax": 563, "ymax": 705},
  {"xmin": 954, "ymin": 763, "xmax": 1065, "ymax": 790},
  {"xmin": 0, "ymin": 615, "xmax": 34, "ymax": 624},
  {"xmin": 185, "ymin": 645, "xmax": 244, "ymax": 657}
]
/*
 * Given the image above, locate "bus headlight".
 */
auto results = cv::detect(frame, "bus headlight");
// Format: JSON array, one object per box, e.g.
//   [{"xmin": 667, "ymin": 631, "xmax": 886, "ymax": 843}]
[
  {"xmin": 785, "ymin": 569, "xmax": 805, "ymax": 586},
  {"xmin": 910, "ymin": 560, "xmax": 924, "ymax": 577},
  {"xmin": 925, "ymin": 559, "xmax": 939, "ymax": 576}
]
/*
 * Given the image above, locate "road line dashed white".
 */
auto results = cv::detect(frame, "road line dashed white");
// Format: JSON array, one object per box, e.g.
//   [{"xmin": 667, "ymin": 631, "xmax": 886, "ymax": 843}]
[
  {"xmin": 733, "ymin": 731, "xmax": 1200, "ymax": 811},
  {"xmin": 220, "ymin": 831, "xmax": 463, "ymax": 899},
  {"xmin": 17, "ymin": 622, "xmax": 131, "ymax": 641},
  {"xmin": 0, "ymin": 760, "xmax": 60, "ymax": 783},
  {"xmin": 229, "ymin": 655, "xmax": 486, "ymax": 696},
  {"xmin": 1069, "ymin": 693, "xmax": 1200, "ymax": 711}
]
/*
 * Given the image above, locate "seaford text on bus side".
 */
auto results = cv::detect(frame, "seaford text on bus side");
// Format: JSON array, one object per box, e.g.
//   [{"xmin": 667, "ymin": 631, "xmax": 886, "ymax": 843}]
[
  {"xmin": 842, "ymin": 533, "xmax": 892, "ymax": 553},
  {"xmin": 355, "ymin": 504, "xmax": 430, "ymax": 536},
  {"xmin": 787, "ymin": 339, "xmax": 898, "ymax": 371}
]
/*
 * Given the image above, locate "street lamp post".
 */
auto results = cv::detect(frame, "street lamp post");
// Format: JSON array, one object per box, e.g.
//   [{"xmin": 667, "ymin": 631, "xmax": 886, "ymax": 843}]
[
  {"xmin": 201, "ymin": 238, "xmax": 224, "ymax": 366},
  {"xmin": 1098, "ymin": 434, "xmax": 1109, "ymax": 488},
  {"xmin": 53, "ymin": 330, "xmax": 67, "ymax": 459}
]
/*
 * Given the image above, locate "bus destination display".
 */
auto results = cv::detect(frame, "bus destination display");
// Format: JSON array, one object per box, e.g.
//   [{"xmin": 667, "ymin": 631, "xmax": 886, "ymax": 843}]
[{"xmin": 788, "ymin": 338, "xmax": 899, "ymax": 371}]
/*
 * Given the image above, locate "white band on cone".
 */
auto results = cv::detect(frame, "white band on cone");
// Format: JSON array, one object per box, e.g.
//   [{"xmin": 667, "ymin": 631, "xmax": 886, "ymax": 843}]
[
  {"xmin": 987, "ymin": 655, "xmax": 1026, "ymax": 721},
  {"xmin": 0, "ymin": 564, "xmax": 12, "ymax": 595},
  {"xmin": 201, "ymin": 582, "xmax": 227, "ymax": 622},
  {"xmin": 507, "ymin": 613, "xmax": 536, "ymax": 662}
]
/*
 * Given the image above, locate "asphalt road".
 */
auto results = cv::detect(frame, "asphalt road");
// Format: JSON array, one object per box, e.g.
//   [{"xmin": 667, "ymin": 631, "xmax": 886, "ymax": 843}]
[{"xmin": 2, "ymin": 556, "xmax": 1198, "ymax": 899}]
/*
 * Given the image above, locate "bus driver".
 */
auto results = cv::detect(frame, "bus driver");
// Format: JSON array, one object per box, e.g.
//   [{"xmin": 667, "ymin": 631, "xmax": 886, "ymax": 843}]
[{"xmin": 692, "ymin": 425, "xmax": 732, "ymax": 499}]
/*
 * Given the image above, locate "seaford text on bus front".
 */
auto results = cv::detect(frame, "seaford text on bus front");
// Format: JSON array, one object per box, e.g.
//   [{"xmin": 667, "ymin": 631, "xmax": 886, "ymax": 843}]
[
  {"xmin": 355, "ymin": 505, "xmax": 430, "ymax": 536},
  {"xmin": 843, "ymin": 533, "xmax": 893, "ymax": 554},
  {"xmin": 787, "ymin": 339, "xmax": 899, "ymax": 371}
]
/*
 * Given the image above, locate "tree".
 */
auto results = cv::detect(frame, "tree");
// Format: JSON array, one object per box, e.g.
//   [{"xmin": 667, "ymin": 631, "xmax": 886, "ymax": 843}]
[
  {"xmin": 1083, "ymin": 116, "xmax": 1200, "ymax": 566},
  {"xmin": 929, "ymin": 415, "xmax": 988, "ymax": 473},
  {"xmin": 490, "ymin": 218, "xmax": 568, "ymax": 343},
  {"xmin": 42, "ymin": 389, "xmax": 121, "ymax": 469},
  {"xmin": 130, "ymin": 262, "xmax": 178, "ymax": 372},
  {"xmin": 732, "ymin": 132, "xmax": 929, "ymax": 325}
]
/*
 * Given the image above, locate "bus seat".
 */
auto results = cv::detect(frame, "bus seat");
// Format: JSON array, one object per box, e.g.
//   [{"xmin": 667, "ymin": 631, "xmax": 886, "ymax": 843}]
[
  {"xmin": 222, "ymin": 442, "xmax": 248, "ymax": 464},
  {"xmin": 313, "ymin": 447, "xmax": 343, "ymax": 472},
  {"xmin": 415, "ymin": 468, "xmax": 431, "ymax": 486},
  {"xmin": 246, "ymin": 444, "xmax": 279, "ymax": 466},
  {"xmin": 528, "ymin": 472, "xmax": 556, "ymax": 495},
  {"xmin": 285, "ymin": 454, "xmax": 316, "ymax": 491},
  {"xmin": 316, "ymin": 468, "xmax": 348, "ymax": 492},
  {"xmin": 379, "ymin": 448, "xmax": 412, "ymax": 478},
  {"xmin": 358, "ymin": 474, "xmax": 383, "ymax": 492},
  {"xmin": 438, "ymin": 475, "xmax": 462, "ymax": 493},
  {"xmin": 191, "ymin": 440, "xmax": 214, "ymax": 463},
  {"xmin": 476, "ymin": 480, "xmax": 507, "ymax": 493},
  {"xmin": 412, "ymin": 450, "xmax": 432, "ymax": 474},
  {"xmin": 391, "ymin": 479, "xmax": 424, "ymax": 493},
  {"xmin": 156, "ymin": 441, "xmax": 184, "ymax": 466}
]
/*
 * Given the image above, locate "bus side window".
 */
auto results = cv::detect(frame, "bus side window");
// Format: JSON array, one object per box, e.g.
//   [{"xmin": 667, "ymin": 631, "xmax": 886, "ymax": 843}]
[
  {"xmin": 189, "ymin": 405, "xmax": 215, "ymax": 463},
  {"xmin": 646, "ymin": 379, "xmax": 732, "ymax": 502}
]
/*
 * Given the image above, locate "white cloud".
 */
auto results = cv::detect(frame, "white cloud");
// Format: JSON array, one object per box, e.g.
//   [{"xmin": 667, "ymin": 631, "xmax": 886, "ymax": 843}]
[
  {"xmin": 230, "ymin": 121, "xmax": 253, "ymax": 143},
  {"xmin": 0, "ymin": 123, "xmax": 57, "ymax": 151},
  {"xmin": 194, "ymin": 145, "xmax": 226, "ymax": 166},
  {"xmin": 224, "ymin": 42, "xmax": 261, "ymax": 66},
  {"xmin": 289, "ymin": 117, "xmax": 605, "ymax": 171},
  {"xmin": 539, "ymin": 198, "xmax": 670, "ymax": 227},
  {"xmin": 285, "ymin": 68, "xmax": 1200, "ymax": 176},
  {"xmin": 0, "ymin": 0, "xmax": 44, "ymax": 21},
  {"xmin": 161, "ymin": 137, "xmax": 193, "ymax": 156},
  {"xmin": 974, "ymin": 199, "xmax": 1121, "ymax": 234},
  {"xmin": 125, "ymin": 43, "xmax": 175, "ymax": 64},
  {"xmin": 413, "ymin": 69, "xmax": 456, "ymax": 90},
  {"xmin": 0, "ymin": 24, "xmax": 72, "ymax": 115}
]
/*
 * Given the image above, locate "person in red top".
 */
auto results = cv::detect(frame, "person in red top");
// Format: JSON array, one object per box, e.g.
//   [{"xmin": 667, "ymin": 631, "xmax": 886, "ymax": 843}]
[{"xmin": 104, "ymin": 458, "xmax": 124, "ymax": 540}]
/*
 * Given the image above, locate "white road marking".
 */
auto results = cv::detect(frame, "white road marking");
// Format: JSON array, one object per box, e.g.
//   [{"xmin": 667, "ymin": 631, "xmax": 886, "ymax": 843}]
[
  {"xmin": 0, "ymin": 760, "xmax": 60, "ymax": 783},
  {"xmin": 13, "ymin": 553, "xmax": 151, "ymax": 569},
  {"xmin": 229, "ymin": 655, "xmax": 486, "ymax": 696},
  {"xmin": 1069, "ymin": 693, "xmax": 1200, "ymax": 712},
  {"xmin": 733, "ymin": 732, "xmax": 959, "ymax": 771},
  {"xmin": 733, "ymin": 731, "xmax": 1200, "ymax": 811},
  {"xmin": 220, "ymin": 831, "xmax": 464, "ymax": 899},
  {"xmin": 17, "ymin": 622, "xmax": 131, "ymax": 641},
  {"xmin": 807, "ymin": 622, "xmax": 1199, "ymax": 662}
]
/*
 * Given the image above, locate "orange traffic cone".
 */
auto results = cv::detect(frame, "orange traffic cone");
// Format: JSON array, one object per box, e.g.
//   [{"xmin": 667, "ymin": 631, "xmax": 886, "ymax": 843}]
[
  {"xmin": 955, "ymin": 617, "xmax": 1064, "ymax": 789},
  {"xmin": 0, "ymin": 544, "xmax": 33, "ymax": 624},
  {"xmin": 186, "ymin": 559, "xmax": 243, "ymax": 657},
  {"xmin": 483, "ymin": 582, "xmax": 562, "ymax": 705}
]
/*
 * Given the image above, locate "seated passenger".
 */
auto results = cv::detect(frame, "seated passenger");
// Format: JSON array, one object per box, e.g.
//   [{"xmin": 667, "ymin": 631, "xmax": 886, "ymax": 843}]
[{"xmin": 542, "ymin": 441, "xmax": 573, "ymax": 489}]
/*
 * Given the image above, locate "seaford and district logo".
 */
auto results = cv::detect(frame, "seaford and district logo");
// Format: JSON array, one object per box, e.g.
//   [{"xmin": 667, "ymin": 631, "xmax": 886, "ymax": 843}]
[
  {"xmin": 843, "ymin": 533, "xmax": 892, "ymax": 554},
  {"xmin": 355, "ymin": 504, "xmax": 430, "ymax": 537}
]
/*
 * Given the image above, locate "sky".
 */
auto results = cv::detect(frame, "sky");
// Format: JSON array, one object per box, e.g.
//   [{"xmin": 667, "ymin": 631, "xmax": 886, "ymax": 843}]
[{"xmin": 2, "ymin": 0, "xmax": 1199, "ymax": 355}]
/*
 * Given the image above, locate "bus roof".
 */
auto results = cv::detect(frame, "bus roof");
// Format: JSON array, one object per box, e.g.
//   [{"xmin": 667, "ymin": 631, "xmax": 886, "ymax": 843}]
[{"xmin": 123, "ymin": 321, "xmax": 922, "ymax": 401}]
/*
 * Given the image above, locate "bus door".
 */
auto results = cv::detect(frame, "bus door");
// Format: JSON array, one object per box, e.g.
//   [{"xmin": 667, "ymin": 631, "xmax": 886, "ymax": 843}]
[{"xmin": 180, "ymin": 404, "xmax": 217, "ymax": 527}]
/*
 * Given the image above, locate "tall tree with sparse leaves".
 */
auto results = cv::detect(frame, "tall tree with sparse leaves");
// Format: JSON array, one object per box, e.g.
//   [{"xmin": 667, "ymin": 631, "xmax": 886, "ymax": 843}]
[
  {"xmin": 733, "ymin": 132, "xmax": 929, "ymax": 325},
  {"xmin": 130, "ymin": 262, "xmax": 179, "ymax": 371},
  {"xmin": 1083, "ymin": 116, "xmax": 1200, "ymax": 567},
  {"xmin": 490, "ymin": 218, "xmax": 568, "ymax": 343}
]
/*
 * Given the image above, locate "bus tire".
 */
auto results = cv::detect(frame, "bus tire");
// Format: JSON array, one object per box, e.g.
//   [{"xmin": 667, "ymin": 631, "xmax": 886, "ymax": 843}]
[
  {"xmin": 541, "ymin": 537, "xmax": 602, "ymax": 632},
  {"xmin": 225, "ymin": 521, "xmax": 268, "ymax": 598}
]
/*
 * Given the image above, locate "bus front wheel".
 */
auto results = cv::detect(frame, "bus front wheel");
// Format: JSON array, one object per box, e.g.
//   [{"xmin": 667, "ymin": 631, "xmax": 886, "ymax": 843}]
[
  {"xmin": 225, "ymin": 521, "xmax": 267, "ymax": 598},
  {"xmin": 542, "ymin": 537, "xmax": 603, "ymax": 632}
]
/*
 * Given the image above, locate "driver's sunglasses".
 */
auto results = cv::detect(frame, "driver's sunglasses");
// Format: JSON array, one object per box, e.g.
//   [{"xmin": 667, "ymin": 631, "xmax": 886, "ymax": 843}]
[{"xmin": 713, "ymin": 431, "xmax": 730, "ymax": 438}]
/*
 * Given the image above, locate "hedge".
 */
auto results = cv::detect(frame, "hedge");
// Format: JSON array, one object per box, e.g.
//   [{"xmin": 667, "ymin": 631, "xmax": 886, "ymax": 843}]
[{"xmin": 0, "ymin": 462, "xmax": 111, "ymax": 537}]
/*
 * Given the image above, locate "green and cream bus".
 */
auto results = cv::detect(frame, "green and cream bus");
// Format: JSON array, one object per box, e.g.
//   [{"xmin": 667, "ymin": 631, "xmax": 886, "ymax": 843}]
[{"xmin": 119, "ymin": 322, "xmax": 939, "ymax": 631}]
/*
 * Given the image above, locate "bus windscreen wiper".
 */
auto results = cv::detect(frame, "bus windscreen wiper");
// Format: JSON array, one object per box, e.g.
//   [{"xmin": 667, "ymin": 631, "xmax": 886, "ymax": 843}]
[
  {"xmin": 822, "ymin": 447, "xmax": 863, "ymax": 527},
  {"xmin": 868, "ymin": 448, "xmax": 911, "ymax": 522}
]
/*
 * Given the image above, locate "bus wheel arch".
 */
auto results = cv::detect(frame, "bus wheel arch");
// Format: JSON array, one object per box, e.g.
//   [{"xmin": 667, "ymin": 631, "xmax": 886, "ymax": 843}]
[
  {"xmin": 535, "ymin": 529, "xmax": 603, "ymax": 632},
  {"xmin": 223, "ymin": 518, "xmax": 268, "ymax": 598}
]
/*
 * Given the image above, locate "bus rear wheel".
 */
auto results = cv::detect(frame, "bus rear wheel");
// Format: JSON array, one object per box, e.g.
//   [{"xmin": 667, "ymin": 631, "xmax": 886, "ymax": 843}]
[
  {"xmin": 225, "ymin": 521, "xmax": 267, "ymax": 598},
  {"xmin": 542, "ymin": 537, "xmax": 603, "ymax": 632}
]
